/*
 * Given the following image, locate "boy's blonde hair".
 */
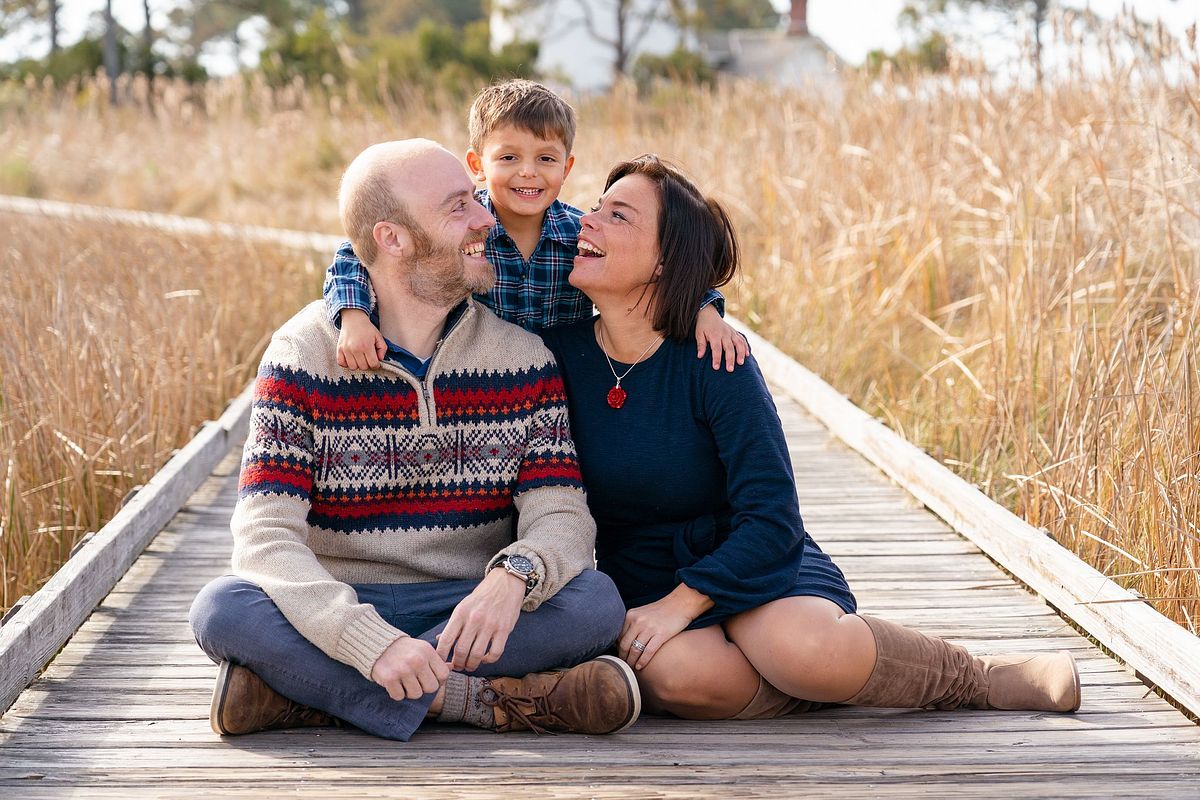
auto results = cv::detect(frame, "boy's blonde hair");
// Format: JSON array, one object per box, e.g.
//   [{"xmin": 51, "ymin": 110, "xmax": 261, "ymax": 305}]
[{"xmin": 468, "ymin": 79, "xmax": 576, "ymax": 154}]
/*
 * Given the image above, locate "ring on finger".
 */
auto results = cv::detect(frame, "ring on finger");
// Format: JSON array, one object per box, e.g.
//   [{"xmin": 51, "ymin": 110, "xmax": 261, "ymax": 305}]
[{"xmin": 632, "ymin": 639, "xmax": 647, "ymax": 652}]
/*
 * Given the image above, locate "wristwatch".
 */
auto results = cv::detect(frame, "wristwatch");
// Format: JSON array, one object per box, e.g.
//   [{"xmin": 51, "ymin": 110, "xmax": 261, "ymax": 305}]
[{"xmin": 495, "ymin": 554, "xmax": 540, "ymax": 596}]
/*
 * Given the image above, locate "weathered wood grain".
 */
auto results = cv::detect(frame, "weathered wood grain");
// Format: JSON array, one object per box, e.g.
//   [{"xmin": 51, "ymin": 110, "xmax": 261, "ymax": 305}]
[{"xmin": 2, "ymin": 371, "xmax": 1198, "ymax": 798}]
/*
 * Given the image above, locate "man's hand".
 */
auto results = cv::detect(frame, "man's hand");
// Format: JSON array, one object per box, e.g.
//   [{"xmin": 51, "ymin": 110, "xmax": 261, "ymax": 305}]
[
  {"xmin": 436, "ymin": 567, "xmax": 526, "ymax": 672},
  {"xmin": 695, "ymin": 304, "xmax": 749, "ymax": 372},
  {"xmin": 337, "ymin": 308, "xmax": 387, "ymax": 370},
  {"xmin": 371, "ymin": 635, "xmax": 450, "ymax": 701}
]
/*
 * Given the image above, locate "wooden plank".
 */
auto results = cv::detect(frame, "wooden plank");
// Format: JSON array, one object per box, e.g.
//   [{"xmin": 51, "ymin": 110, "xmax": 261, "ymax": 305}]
[
  {"xmin": 734, "ymin": 318, "xmax": 1200, "ymax": 721},
  {"xmin": 2, "ymin": 761, "xmax": 1199, "ymax": 787},
  {"xmin": 0, "ymin": 384, "xmax": 254, "ymax": 714}
]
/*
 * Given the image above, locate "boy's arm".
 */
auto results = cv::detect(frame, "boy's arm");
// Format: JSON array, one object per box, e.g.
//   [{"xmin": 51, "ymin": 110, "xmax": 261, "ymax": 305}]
[
  {"xmin": 695, "ymin": 290, "xmax": 748, "ymax": 372},
  {"xmin": 700, "ymin": 289, "xmax": 724, "ymax": 317},
  {"xmin": 323, "ymin": 242, "xmax": 387, "ymax": 370},
  {"xmin": 323, "ymin": 242, "xmax": 375, "ymax": 322}
]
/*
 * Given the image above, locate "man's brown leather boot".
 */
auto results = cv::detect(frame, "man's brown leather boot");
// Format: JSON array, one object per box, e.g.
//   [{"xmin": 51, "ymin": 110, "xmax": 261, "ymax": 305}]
[
  {"xmin": 210, "ymin": 661, "xmax": 338, "ymax": 735},
  {"xmin": 481, "ymin": 655, "xmax": 641, "ymax": 734}
]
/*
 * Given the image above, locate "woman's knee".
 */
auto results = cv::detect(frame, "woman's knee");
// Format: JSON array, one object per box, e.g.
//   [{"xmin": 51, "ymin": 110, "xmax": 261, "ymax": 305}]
[
  {"xmin": 638, "ymin": 632, "xmax": 759, "ymax": 719},
  {"xmin": 727, "ymin": 598, "xmax": 848, "ymax": 666}
]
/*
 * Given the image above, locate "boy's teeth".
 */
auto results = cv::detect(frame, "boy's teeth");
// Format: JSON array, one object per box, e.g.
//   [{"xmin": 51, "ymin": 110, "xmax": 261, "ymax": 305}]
[{"xmin": 514, "ymin": 188, "xmax": 540, "ymax": 196}]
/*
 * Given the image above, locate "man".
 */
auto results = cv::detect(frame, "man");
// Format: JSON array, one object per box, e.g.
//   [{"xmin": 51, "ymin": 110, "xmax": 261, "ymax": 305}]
[{"xmin": 189, "ymin": 139, "xmax": 639, "ymax": 741}]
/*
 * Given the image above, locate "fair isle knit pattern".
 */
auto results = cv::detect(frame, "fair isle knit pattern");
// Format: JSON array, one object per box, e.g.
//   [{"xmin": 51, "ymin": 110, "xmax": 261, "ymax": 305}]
[{"xmin": 231, "ymin": 300, "xmax": 597, "ymax": 680}]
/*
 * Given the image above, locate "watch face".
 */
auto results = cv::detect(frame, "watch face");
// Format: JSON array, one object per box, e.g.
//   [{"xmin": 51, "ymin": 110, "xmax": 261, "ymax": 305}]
[{"xmin": 507, "ymin": 555, "xmax": 535, "ymax": 575}]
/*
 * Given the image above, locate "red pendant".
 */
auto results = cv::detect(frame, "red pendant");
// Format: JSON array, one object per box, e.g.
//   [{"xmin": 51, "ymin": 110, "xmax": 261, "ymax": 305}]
[{"xmin": 607, "ymin": 386, "xmax": 627, "ymax": 409}]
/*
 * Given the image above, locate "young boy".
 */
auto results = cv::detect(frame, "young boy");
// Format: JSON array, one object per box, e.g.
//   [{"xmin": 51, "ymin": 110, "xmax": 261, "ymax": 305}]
[{"xmin": 324, "ymin": 79, "xmax": 746, "ymax": 371}]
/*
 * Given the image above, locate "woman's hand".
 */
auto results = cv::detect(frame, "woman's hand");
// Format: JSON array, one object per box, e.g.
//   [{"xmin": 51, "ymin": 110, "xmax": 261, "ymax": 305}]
[{"xmin": 619, "ymin": 584, "xmax": 714, "ymax": 670}]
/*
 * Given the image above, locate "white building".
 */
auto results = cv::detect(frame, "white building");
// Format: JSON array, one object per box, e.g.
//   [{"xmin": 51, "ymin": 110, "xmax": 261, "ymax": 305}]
[
  {"xmin": 491, "ymin": 0, "xmax": 841, "ymax": 92},
  {"xmin": 491, "ymin": 0, "xmax": 692, "ymax": 92}
]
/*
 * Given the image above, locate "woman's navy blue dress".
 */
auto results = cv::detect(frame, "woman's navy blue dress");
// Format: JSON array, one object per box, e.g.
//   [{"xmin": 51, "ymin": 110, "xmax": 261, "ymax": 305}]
[{"xmin": 541, "ymin": 318, "xmax": 855, "ymax": 629}]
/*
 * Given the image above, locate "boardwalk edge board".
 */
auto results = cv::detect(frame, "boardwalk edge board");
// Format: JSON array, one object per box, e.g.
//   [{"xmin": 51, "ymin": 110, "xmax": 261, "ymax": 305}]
[
  {"xmin": 0, "ymin": 194, "xmax": 345, "ymax": 254},
  {"xmin": 731, "ymin": 319, "xmax": 1200, "ymax": 721},
  {"xmin": 0, "ymin": 383, "xmax": 255, "ymax": 715}
]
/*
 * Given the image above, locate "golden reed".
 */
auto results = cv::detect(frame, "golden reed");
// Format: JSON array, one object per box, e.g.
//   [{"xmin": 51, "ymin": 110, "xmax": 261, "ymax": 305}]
[{"xmin": 1, "ymin": 12, "xmax": 1196, "ymax": 627}]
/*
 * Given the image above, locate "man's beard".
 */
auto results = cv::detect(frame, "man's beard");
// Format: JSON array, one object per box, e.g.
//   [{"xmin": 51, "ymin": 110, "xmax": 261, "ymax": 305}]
[{"xmin": 406, "ymin": 224, "xmax": 495, "ymax": 307}]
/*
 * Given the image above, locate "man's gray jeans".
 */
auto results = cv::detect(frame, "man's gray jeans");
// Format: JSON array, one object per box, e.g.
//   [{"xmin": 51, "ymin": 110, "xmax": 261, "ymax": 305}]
[{"xmin": 189, "ymin": 569, "xmax": 625, "ymax": 740}]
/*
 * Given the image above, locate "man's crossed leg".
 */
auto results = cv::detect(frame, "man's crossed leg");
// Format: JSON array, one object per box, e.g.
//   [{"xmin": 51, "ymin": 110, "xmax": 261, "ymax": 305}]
[{"xmin": 191, "ymin": 569, "xmax": 637, "ymax": 741}]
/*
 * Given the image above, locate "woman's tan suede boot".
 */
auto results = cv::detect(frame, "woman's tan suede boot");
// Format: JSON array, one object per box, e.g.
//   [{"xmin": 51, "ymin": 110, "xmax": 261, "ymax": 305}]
[
  {"xmin": 844, "ymin": 615, "xmax": 1080, "ymax": 712},
  {"xmin": 731, "ymin": 676, "xmax": 829, "ymax": 719}
]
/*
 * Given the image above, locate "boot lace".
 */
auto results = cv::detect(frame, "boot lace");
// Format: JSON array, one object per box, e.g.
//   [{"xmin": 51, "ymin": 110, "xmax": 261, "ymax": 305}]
[
  {"xmin": 271, "ymin": 700, "xmax": 335, "ymax": 729},
  {"xmin": 480, "ymin": 684, "xmax": 570, "ymax": 735}
]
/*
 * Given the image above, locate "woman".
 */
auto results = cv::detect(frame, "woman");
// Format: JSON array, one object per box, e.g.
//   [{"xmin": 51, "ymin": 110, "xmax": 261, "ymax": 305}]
[{"xmin": 541, "ymin": 155, "xmax": 1080, "ymax": 720}]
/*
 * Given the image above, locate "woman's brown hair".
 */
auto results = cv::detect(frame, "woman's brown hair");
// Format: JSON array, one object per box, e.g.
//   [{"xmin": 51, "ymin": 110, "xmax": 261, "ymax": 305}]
[{"xmin": 603, "ymin": 155, "xmax": 739, "ymax": 342}]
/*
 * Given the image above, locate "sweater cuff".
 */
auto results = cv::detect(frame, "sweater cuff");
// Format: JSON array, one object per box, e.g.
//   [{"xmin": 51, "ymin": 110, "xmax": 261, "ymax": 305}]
[{"xmin": 336, "ymin": 608, "xmax": 407, "ymax": 680}]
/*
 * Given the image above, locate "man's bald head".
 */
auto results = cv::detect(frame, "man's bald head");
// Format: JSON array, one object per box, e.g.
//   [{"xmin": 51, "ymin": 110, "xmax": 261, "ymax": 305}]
[{"xmin": 338, "ymin": 139, "xmax": 461, "ymax": 267}]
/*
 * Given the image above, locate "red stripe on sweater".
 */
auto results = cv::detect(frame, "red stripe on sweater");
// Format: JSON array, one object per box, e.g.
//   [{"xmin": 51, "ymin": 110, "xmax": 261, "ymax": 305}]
[
  {"xmin": 240, "ymin": 462, "xmax": 313, "ymax": 493},
  {"xmin": 518, "ymin": 463, "xmax": 583, "ymax": 483},
  {"xmin": 310, "ymin": 387, "xmax": 421, "ymax": 421},
  {"xmin": 437, "ymin": 376, "xmax": 567, "ymax": 416},
  {"xmin": 255, "ymin": 374, "xmax": 310, "ymax": 411},
  {"xmin": 311, "ymin": 494, "xmax": 512, "ymax": 518}
]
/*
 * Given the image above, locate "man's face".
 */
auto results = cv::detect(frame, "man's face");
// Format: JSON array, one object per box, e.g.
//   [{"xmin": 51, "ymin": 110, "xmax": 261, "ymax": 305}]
[{"xmin": 400, "ymin": 152, "xmax": 496, "ymax": 306}]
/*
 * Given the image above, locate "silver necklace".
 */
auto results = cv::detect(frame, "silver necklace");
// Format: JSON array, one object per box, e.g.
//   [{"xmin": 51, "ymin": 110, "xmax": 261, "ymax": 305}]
[{"xmin": 598, "ymin": 323, "xmax": 661, "ymax": 409}]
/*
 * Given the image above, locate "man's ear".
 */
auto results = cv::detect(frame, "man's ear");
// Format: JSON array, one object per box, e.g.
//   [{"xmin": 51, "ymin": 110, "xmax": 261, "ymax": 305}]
[
  {"xmin": 465, "ymin": 149, "xmax": 486, "ymax": 183},
  {"xmin": 373, "ymin": 220, "xmax": 411, "ymax": 260}
]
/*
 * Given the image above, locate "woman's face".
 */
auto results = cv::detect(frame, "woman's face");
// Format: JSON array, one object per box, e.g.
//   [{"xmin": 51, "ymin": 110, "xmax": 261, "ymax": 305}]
[{"xmin": 569, "ymin": 173, "xmax": 661, "ymax": 301}]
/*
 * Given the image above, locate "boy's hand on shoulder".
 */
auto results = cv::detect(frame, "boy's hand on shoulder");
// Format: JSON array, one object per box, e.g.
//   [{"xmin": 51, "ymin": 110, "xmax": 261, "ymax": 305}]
[
  {"xmin": 695, "ymin": 304, "xmax": 749, "ymax": 372},
  {"xmin": 337, "ymin": 308, "xmax": 387, "ymax": 370}
]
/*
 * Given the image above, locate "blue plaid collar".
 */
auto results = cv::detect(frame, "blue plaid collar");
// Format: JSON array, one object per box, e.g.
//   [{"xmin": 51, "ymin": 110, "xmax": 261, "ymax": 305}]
[{"xmin": 477, "ymin": 188, "xmax": 579, "ymax": 249}]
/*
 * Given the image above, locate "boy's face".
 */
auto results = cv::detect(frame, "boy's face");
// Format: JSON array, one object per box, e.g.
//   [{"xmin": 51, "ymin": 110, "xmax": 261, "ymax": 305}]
[{"xmin": 466, "ymin": 125, "xmax": 574, "ymax": 222}]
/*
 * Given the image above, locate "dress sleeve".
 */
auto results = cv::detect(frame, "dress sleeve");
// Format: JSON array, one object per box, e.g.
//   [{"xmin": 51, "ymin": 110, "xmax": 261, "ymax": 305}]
[
  {"xmin": 674, "ymin": 355, "xmax": 806, "ymax": 618},
  {"xmin": 322, "ymin": 241, "xmax": 375, "ymax": 326},
  {"xmin": 231, "ymin": 335, "xmax": 405, "ymax": 679}
]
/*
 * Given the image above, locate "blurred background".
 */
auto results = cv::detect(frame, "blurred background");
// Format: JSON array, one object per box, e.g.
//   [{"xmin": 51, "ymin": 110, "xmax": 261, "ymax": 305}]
[
  {"xmin": 1, "ymin": 2, "xmax": 1198, "ymax": 645},
  {"xmin": 0, "ymin": 1, "xmax": 1196, "ymax": 93}
]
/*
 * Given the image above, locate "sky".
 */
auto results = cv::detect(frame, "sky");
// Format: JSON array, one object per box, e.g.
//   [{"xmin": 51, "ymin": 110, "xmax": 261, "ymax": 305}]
[{"xmin": 1, "ymin": 0, "xmax": 1197, "ymax": 73}]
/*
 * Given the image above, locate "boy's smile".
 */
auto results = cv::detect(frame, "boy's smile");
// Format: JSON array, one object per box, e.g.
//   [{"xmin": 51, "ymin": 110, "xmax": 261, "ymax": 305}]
[{"xmin": 466, "ymin": 124, "xmax": 575, "ymax": 226}]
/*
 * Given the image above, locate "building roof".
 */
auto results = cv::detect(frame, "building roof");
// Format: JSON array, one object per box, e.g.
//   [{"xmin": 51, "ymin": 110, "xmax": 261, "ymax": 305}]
[{"xmin": 704, "ymin": 29, "xmax": 843, "ymax": 88}]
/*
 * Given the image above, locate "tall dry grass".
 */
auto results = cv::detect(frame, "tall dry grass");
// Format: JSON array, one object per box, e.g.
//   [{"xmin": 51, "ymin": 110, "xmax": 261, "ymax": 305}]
[
  {"xmin": 0, "ymin": 218, "xmax": 319, "ymax": 610},
  {"xmin": 1, "ymin": 13, "xmax": 1197, "ymax": 627}
]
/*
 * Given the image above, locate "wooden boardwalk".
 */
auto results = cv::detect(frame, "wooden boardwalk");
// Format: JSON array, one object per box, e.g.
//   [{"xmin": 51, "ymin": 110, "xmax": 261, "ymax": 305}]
[{"xmin": 2, "ymin": 391, "xmax": 1199, "ymax": 798}]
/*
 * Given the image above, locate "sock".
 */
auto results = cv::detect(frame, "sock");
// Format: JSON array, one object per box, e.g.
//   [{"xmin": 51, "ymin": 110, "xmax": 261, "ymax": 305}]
[{"xmin": 435, "ymin": 672, "xmax": 496, "ymax": 729}]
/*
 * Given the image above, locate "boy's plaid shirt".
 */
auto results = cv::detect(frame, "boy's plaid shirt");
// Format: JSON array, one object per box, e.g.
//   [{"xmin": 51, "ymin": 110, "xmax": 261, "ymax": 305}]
[{"xmin": 323, "ymin": 189, "xmax": 722, "ymax": 333}]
